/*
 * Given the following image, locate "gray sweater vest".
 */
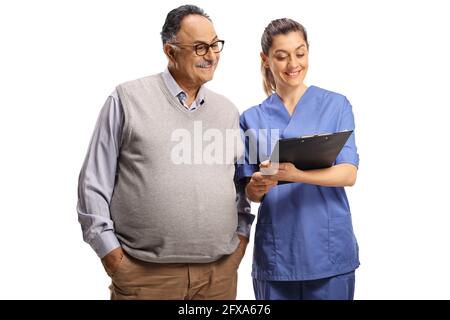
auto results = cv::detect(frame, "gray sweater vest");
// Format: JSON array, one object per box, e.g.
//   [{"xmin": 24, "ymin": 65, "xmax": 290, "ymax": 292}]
[{"xmin": 110, "ymin": 74, "xmax": 242, "ymax": 263}]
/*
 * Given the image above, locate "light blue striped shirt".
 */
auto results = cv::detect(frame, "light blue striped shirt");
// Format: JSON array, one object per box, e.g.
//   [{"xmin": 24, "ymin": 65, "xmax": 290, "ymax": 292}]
[{"xmin": 161, "ymin": 68, "xmax": 205, "ymax": 111}]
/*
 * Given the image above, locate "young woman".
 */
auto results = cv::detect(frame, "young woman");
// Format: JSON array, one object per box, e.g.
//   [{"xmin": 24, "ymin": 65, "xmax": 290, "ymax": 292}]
[{"xmin": 236, "ymin": 18, "xmax": 360, "ymax": 300}]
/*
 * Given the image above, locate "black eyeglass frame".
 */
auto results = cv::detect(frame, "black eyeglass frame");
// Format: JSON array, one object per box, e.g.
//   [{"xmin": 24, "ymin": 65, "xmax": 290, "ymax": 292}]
[{"xmin": 170, "ymin": 40, "xmax": 225, "ymax": 56}]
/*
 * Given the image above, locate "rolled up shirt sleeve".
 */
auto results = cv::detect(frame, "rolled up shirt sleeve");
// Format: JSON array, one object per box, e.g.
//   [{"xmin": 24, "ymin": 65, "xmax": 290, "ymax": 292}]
[
  {"xmin": 77, "ymin": 90, "xmax": 123, "ymax": 258},
  {"xmin": 335, "ymin": 97, "xmax": 359, "ymax": 168}
]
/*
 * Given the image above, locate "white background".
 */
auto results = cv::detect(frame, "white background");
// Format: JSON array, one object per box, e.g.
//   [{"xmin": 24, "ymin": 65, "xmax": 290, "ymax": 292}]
[{"xmin": 1, "ymin": 0, "xmax": 449, "ymax": 299}]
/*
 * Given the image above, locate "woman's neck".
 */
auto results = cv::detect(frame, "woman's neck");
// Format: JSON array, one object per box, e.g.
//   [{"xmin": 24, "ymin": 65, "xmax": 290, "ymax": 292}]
[{"xmin": 276, "ymin": 83, "xmax": 308, "ymax": 115}]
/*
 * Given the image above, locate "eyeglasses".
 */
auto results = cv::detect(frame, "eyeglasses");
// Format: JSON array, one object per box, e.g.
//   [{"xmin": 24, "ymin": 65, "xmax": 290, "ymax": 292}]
[{"xmin": 170, "ymin": 40, "xmax": 225, "ymax": 56}]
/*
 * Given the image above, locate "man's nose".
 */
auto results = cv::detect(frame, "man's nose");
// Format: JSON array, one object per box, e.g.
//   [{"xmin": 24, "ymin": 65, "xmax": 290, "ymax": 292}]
[{"xmin": 203, "ymin": 46, "xmax": 217, "ymax": 60}]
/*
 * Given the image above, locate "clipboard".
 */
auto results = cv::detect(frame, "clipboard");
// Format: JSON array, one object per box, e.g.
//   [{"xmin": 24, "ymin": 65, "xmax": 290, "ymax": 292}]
[{"xmin": 264, "ymin": 130, "xmax": 353, "ymax": 181}]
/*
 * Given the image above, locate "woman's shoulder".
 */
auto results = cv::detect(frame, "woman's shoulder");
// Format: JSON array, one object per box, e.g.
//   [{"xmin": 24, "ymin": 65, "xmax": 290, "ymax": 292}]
[
  {"xmin": 240, "ymin": 105, "xmax": 262, "ymax": 129},
  {"xmin": 241, "ymin": 104, "xmax": 261, "ymax": 118},
  {"xmin": 309, "ymin": 85, "xmax": 352, "ymax": 112},
  {"xmin": 310, "ymin": 85, "xmax": 348, "ymax": 102},
  {"xmin": 239, "ymin": 95, "xmax": 277, "ymax": 129},
  {"xmin": 240, "ymin": 95, "xmax": 273, "ymax": 118}
]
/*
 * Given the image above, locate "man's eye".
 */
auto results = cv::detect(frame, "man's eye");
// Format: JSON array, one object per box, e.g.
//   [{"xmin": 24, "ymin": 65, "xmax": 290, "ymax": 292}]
[
  {"xmin": 210, "ymin": 43, "xmax": 219, "ymax": 50},
  {"xmin": 297, "ymin": 54, "xmax": 305, "ymax": 58},
  {"xmin": 196, "ymin": 44, "xmax": 208, "ymax": 51}
]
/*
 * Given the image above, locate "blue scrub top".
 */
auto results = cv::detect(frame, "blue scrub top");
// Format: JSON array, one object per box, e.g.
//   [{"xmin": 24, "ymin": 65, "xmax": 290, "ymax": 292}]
[{"xmin": 236, "ymin": 86, "xmax": 360, "ymax": 281}]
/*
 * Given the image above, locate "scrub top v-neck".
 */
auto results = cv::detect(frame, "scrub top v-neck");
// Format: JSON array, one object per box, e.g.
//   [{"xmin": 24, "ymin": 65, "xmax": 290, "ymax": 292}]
[{"xmin": 237, "ymin": 85, "xmax": 360, "ymax": 281}]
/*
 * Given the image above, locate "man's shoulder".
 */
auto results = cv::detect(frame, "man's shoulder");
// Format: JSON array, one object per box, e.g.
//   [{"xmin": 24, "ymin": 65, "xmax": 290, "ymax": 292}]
[{"xmin": 116, "ymin": 73, "xmax": 162, "ymax": 92}]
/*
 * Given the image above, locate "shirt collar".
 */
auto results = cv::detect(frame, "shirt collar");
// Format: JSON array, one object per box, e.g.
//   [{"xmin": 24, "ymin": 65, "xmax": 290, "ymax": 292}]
[{"xmin": 162, "ymin": 68, "xmax": 205, "ymax": 108}]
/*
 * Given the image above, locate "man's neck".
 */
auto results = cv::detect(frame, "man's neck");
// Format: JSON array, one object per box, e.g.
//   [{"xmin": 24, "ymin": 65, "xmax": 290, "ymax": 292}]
[{"xmin": 168, "ymin": 67, "xmax": 200, "ymax": 104}]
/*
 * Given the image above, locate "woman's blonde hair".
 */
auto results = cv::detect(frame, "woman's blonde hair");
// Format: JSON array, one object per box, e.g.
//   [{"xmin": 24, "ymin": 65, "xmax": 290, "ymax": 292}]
[{"xmin": 261, "ymin": 18, "xmax": 309, "ymax": 96}]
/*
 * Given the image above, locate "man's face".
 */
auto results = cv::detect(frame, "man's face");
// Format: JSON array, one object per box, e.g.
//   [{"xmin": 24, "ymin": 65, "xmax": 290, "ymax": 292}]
[{"xmin": 167, "ymin": 15, "xmax": 221, "ymax": 88}]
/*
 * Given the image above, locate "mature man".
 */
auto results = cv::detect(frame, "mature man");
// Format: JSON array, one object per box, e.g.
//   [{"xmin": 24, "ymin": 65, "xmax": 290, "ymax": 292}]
[{"xmin": 77, "ymin": 5, "xmax": 253, "ymax": 300}]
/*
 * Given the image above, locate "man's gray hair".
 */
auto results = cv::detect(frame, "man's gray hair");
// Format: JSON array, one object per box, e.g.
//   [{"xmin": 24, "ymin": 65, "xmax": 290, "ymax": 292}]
[{"xmin": 161, "ymin": 5, "xmax": 211, "ymax": 44}]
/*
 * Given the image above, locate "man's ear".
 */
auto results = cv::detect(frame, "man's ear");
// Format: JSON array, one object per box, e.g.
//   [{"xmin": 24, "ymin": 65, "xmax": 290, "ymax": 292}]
[{"xmin": 164, "ymin": 43, "xmax": 177, "ymax": 63}]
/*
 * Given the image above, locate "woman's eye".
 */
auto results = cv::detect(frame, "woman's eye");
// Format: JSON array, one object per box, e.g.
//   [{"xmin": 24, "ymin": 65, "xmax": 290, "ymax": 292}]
[
  {"xmin": 276, "ymin": 56, "xmax": 287, "ymax": 60},
  {"xmin": 297, "ymin": 54, "xmax": 305, "ymax": 58}
]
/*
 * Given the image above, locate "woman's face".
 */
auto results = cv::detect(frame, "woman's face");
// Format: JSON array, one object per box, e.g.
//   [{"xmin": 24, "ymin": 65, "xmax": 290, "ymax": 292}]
[{"xmin": 264, "ymin": 31, "xmax": 309, "ymax": 90}]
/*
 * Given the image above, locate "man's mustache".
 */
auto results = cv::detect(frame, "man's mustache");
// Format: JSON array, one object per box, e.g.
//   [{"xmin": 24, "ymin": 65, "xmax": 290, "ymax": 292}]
[{"xmin": 195, "ymin": 60, "xmax": 217, "ymax": 68}]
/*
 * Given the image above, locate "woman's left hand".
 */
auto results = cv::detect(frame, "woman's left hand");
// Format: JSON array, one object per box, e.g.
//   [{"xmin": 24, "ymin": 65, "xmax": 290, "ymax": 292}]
[
  {"xmin": 261, "ymin": 161, "xmax": 358, "ymax": 187},
  {"xmin": 260, "ymin": 161, "xmax": 302, "ymax": 183}
]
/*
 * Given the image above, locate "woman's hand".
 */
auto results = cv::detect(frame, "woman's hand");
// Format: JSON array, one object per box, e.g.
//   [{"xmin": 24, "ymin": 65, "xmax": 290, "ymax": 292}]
[
  {"xmin": 271, "ymin": 162, "xmax": 303, "ymax": 182},
  {"xmin": 261, "ymin": 161, "xmax": 357, "ymax": 187},
  {"xmin": 259, "ymin": 160, "xmax": 302, "ymax": 183},
  {"xmin": 245, "ymin": 171, "xmax": 278, "ymax": 202}
]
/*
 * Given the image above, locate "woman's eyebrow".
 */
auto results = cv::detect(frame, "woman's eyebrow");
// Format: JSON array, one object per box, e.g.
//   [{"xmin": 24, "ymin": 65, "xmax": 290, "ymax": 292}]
[{"xmin": 274, "ymin": 44, "xmax": 306, "ymax": 54}]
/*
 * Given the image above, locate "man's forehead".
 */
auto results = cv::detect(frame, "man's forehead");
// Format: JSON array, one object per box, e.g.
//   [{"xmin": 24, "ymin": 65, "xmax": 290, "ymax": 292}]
[{"xmin": 177, "ymin": 15, "xmax": 217, "ymax": 42}]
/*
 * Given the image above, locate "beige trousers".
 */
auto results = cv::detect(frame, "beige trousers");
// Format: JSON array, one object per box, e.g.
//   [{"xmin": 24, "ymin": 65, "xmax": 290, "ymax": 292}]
[{"xmin": 109, "ymin": 244, "xmax": 245, "ymax": 300}]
